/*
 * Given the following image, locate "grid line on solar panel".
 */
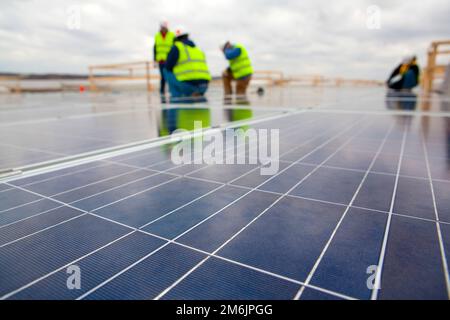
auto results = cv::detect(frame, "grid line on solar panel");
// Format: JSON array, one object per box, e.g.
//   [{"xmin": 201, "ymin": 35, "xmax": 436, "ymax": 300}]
[
  {"xmin": 0, "ymin": 208, "xmax": 86, "ymax": 248},
  {"xmin": 153, "ymin": 117, "xmax": 372, "ymax": 299},
  {"xmin": 9, "ymin": 113, "xmax": 362, "ymax": 300},
  {"xmin": 105, "ymin": 112, "xmax": 324, "ymax": 166},
  {"xmin": 2, "ymin": 141, "xmax": 449, "ymax": 250},
  {"xmin": 82, "ymin": 116, "xmax": 362, "ymax": 231},
  {"xmin": 293, "ymin": 121, "xmax": 395, "ymax": 299},
  {"xmin": 420, "ymin": 126, "xmax": 450, "ymax": 297},
  {"xmin": 2, "ymin": 110, "xmax": 448, "ymax": 300},
  {"xmin": 370, "ymin": 120, "xmax": 408, "ymax": 300},
  {"xmin": 0, "ymin": 113, "xmax": 349, "ymax": 228}
]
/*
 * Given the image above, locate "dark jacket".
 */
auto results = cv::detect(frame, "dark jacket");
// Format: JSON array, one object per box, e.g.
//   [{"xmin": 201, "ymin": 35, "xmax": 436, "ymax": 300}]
[{"xmin": 387, "ymin": 63, "xmax": 420, "ymax": 90}]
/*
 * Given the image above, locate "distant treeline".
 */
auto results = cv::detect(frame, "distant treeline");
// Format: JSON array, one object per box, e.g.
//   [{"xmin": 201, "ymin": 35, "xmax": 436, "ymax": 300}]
[
  {"xmin": 0, "ymin": 73, "xmax": 156, "ymax": 80},
  {"xmin": 0, "ymin": 72, "xmax": 223, "ymax": 81}
]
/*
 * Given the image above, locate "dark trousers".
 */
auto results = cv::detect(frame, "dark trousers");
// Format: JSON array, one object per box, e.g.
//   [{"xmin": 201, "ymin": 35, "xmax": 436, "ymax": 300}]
[{"xmin": 159, "ymin": 63, "xmax": 166, "ymax": 94}]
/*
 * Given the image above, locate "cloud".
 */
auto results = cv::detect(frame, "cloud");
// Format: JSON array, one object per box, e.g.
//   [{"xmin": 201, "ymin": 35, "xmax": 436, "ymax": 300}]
[{"xmin": 0, "ymin": 0, "xmax": 449, "ymax": 79}]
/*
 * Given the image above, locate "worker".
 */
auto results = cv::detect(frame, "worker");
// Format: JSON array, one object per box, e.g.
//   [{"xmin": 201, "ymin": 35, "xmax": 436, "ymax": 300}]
[
  {"xmin": 221, "ymin": 41, "xmax": 253, "ymax": 101},
  {"xmin": 163, "ymin": 26, "xmax": 211, "ymax": 102},
  {"xmin": 154, "ymin": 21, "xmax": 175, "ymax": 95},
  {"xmin": 387, "ymin": 55, "xmax": 420, "ymax": 91}
]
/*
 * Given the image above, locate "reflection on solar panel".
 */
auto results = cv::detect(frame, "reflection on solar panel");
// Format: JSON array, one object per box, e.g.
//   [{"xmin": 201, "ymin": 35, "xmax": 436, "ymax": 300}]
[{"xmin": 0, "ymin": 93, "xmax": 450, "ymax": 300}]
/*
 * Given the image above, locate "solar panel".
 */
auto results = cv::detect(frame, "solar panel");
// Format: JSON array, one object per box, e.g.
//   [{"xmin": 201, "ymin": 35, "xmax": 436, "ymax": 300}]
[{"xmin": 0, "ymin": 94, "xmax": 449, "ymax": 300}]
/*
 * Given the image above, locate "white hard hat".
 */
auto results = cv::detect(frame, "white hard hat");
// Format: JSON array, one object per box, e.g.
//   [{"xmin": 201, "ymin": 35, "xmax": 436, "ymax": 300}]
[
  {"xmin": 402, "ymin": 55, "xmax": 415, "ymax": 64},
  {"xmin": 174, "ymin": 25, "xmax": 188, "ymax": 37},
  {"xmin": 160, "ymin": 20, "xmax": 169, "ymax": 29}
]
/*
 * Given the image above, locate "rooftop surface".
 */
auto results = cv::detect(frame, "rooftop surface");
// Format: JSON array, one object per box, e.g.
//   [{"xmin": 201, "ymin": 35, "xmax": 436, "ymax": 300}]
[{"xmin": 0, "ymin": 86, "xmax": 449, "ymax": 300}]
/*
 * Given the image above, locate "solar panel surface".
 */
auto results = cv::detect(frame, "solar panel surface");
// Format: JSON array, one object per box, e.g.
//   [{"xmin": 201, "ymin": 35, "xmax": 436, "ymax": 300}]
[{"xmin": 0, "ymin": 89, "xmax": 449, "ymax": 300}]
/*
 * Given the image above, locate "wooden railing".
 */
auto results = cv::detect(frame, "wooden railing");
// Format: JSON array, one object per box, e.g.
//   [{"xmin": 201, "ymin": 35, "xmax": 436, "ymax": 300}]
[
  {"xmin": 0, "ymin": 76, "xmax": 22, "ymax": 93},
  {"xmin": 422, "ymin": 40, "xmax": 450, "ymax": 93},
  {"xmin": 88, "ymin": 61, "xmax": 158, "ymax": 92},
  {"xmin": 252, "ymin": 71, "xmax": 383, "ymax": 87}
]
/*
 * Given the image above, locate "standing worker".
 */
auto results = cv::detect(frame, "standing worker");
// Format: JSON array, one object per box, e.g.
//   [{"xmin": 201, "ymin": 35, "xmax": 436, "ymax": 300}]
[
  {"xmin": 221, "ymin": 41, "xmax": 253, "ymax": 102},
  {"xmin": 154, "ymin": 21, "xmax": 175, "ymax": 95},
  {"xmin": 387, "ymin": 55, "xmax": 420, "ymax": 91},
  {"xmin": 163, "ymin": 26, "xmax": 211, "ymax": 102}
]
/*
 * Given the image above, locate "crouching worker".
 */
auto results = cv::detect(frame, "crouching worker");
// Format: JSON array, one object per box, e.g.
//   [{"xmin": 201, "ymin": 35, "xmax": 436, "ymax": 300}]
[
  {"xmin": 163, "ymin": 26, "xmax": 211, "ymax": 103},
  {"xmin": 221, "ymin": 41, "xmax": 253, "ymax": 103},
  {"xmin": 387, "ymin": 55, "xmax": 420, "ymax": 91}
]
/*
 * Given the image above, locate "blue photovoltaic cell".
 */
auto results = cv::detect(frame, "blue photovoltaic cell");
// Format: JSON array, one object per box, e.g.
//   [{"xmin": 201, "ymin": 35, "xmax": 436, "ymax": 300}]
[
  {"xmin": 0, "ymin": 198, "xmax": 61, "ymax": 227},
  {"xmin": 147, "ymin": 160, "xmax": 180, "ymax": 171},
  {"xmin": 143, "ymin": 185, "xmax": 248, "ymax": 239},
  {"xmin": 257, "ymin": 164, "xmax": 314, "ymax": 194},
  {"xmin": 176, "ymin": 191, "xmax": 280, "ymax": 253},
  {"xmin": 53, "ymin": 169, "xmax": 156, "ymax": 203},
  {"xmin": 0, "ymin": 183, "xmax": 11, "ymax": 192},
  {"xmin": 11, "ymin": 232, "xmax": 166, "ymax": 300},
  {"xmin": 324, "ymin": 149, "xmax": 377, "ymax": 171},
  {"xmin": 9, "ymin": 161, "xmax": 107, "ymax": 187},
  {"xmin": 289, "ymin": 167, "xmax": 365, "ymax": 205},
  {"xmin": 218, "ymin": 197, "xmax": 344, "ymax": 281},
  {"xmin": 84, "ymin": 244, "xmax": 205, "ymax": 300},
  {"xmin": 166, "ymin": 163, "xmax": 207, "ymax": 175},
  {"xmin": 403, "ymin": 140, "xmax": 424, "ymax": 158},
  {"xmin": 23, "ymin": 163, "xmax": 133, "ymax": 196},
  {"xmin": 162, "ymin": 257, "xmax": 299, "ymax": 300},
  {"xmin": 188, "ymin": 164, "xmax": 260, "ymax": 184},
  {"xmin": 70, "ymin": 173, "xmax": 174, "ymax": 212},
  {"xmin": 393, "ymin": 177, "xmax": 435, "ymax": 220},
  {"xmin": 370, "ymin": 153, "xmax": 399, "ymax": 174},
  {"xmin": 93, "ymin": 178, "xmax": 220, "ymax": 228},
  {"xmin": 230, "ymin": 161, "xmax": 290, "ymax": 189},
  {"xmin": 0, "ymin": 187, "xmax": 42, "ymax": 211},
  {"xmin": 0, "ymin": 206, "xmax": 84, "ymax": 246},
  {"xmin": 353, "ymin": 173, "xmax": 396, "ymax": 212},
  {"xmin": 300, "ymin": 148, "xmax": 336, "ymax": 165},
  {"xmin": 344, "ymin": 138, "xmax": 382, "ymax": 153},
  {"xmin": 433, "ymin": 180, "xmax": 450, "ymax": 223},
  {"xmin": 429, "ymin": 157, "xmax": 450, "ymax": 181},
  {"xmin": 299, "ymin": 288, "xmax": 343, "ymax": 300},
  {"xmin": 280, "ymin": 143, "xmax": 321, "ymax": 162},
  {"xmin": 310, "ymin": 208, "xmax": 387, "ymax": 299},
  {"xmin": 400, "ymin": 156, "xmax": 428, "ymax": 178},
  {"xmin": 441, "ymin": 223, "xmax": 450, "ymax": 272},
  {"xmin": 379, "ymin": 215, "xmax": 448, "ymax": 299},
  {"xmin": 0, "ymin": 214, "xmax": 130, "ymax": 297},
  {"xmin": 1, "ymin": 108, "xmax": 449, "ymax": 300}
]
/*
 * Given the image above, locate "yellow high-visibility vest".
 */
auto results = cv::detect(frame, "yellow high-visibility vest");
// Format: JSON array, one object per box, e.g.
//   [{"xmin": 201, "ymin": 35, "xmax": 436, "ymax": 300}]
[
  {"xmin": 173, "ymin": 41, "xmax": 211, "ymax": 82},
  {"xmin": 229, "ymin": 44, "xmax": 253, "ymax": 79},
  {"xmin": 154, "ymin": 31, "xmax": 175, "ymax": 61}
]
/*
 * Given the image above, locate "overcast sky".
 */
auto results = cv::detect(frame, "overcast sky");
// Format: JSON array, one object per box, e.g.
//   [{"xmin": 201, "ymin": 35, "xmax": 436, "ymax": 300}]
[{"xmin": 0, "ymin": 0, "xmax": 449, "ymax": 79}]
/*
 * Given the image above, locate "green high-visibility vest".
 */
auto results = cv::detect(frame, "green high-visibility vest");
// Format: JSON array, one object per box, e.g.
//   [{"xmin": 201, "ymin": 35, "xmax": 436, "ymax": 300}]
[
  {"xmin": 173, "ymin": 41, "xmax": 212, "ymax": 82},
  {"xmin": 229, "ymin": 44, "xmax": 253, "ymax": 79},
  {"xmin": 159, "ymin": 108, "xmax": 211, "ymax": 136},
  {"xmin": 154, "ymin": 31, "xmax": 175, "ymax": 61}
]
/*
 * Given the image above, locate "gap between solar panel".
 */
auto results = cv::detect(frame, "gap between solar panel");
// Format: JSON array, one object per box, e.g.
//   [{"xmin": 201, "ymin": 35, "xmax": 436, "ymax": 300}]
[{"xmin": 170, "ymin": 121, "xmax": 280, "ymax": 175}]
